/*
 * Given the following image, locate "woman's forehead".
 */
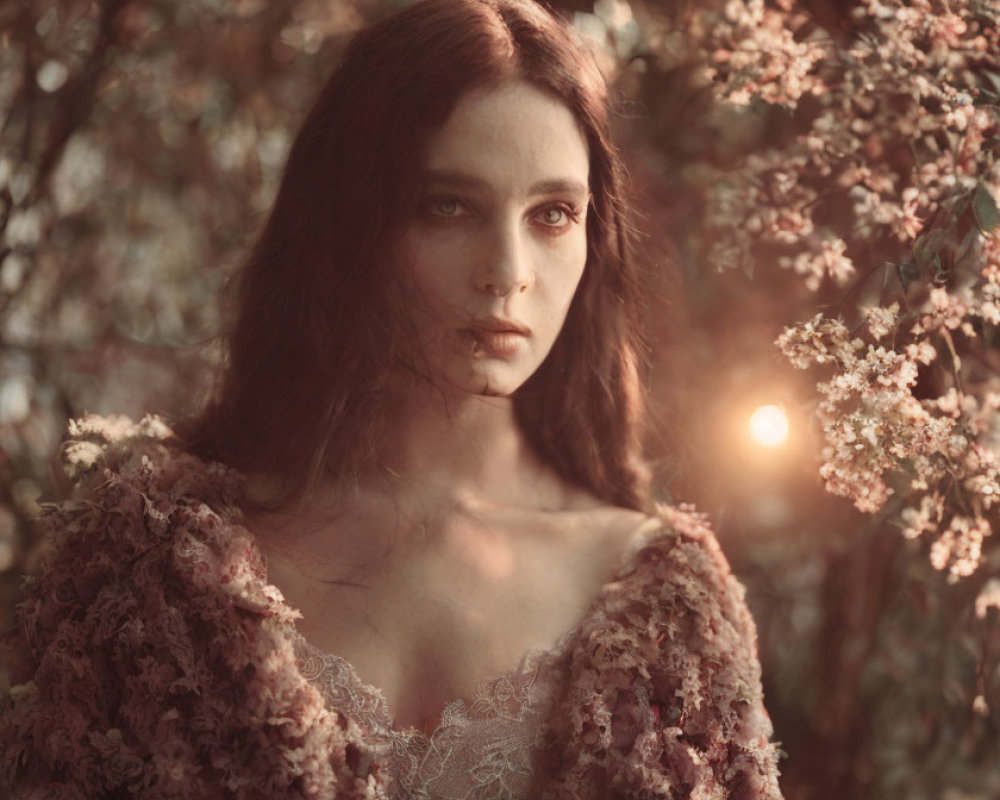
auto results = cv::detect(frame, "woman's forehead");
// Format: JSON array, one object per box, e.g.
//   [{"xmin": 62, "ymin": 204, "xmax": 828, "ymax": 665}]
[{"xmin": 419, "ymin": 80, "xmax": 590, "ymax": 196}]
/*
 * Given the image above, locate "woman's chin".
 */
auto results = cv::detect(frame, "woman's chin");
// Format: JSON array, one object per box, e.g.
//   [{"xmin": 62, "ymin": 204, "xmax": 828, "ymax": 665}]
[{"xmin": 448, "ymin": 362, "xmax": 532, "ymax": 399}]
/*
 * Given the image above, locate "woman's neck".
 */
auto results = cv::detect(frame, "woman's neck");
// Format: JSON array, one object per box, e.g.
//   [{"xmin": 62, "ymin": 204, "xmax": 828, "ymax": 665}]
[
  {"xmin": 369, "ymin": 382, "xmax": 558, "ymax": 511},
  {"xmin": 246, "ymin": 379, "xmax": 601, "ymax": 581}
]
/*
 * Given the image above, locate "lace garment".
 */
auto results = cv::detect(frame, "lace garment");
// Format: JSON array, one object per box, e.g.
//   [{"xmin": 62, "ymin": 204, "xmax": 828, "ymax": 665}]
[
  {"xmin": 293, "ymin": 629, "xmax": 574, "ymax": 800},
  {"xmin": 1, "ymin": 416, "xmax": 783, "ymax": 798}
]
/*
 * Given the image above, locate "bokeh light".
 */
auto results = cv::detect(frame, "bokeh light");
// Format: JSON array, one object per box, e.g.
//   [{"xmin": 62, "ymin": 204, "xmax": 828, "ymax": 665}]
[{"xmin": 749, "ymin": 404, "xmax": 789, "ymax": 447}]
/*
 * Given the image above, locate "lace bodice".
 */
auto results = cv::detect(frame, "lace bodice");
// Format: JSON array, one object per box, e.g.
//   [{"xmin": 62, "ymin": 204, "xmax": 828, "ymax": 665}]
[{"xmin": 293, "ymin": 629, "xmax": 575, "ymax": 799}]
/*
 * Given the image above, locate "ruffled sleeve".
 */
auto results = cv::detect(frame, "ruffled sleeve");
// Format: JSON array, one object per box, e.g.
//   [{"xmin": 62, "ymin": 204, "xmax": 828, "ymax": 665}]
[
  {"xmin": 0, "ymin": 415, "xmax": 385, "ymax": 799},
  {"xmin": 537, "ymin": 504, "xmax": 783, "ymax": 799}
]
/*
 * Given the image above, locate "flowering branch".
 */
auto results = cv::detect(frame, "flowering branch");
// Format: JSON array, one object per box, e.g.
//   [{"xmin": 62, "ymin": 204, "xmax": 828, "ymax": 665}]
[{"xmin": 694, "ymin": 0, "xmax": 1000, "ymax": 581}]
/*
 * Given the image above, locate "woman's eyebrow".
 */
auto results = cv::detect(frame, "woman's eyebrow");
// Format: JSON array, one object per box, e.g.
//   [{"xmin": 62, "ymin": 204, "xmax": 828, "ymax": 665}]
[
  {"xmin": 421, "ymin": 169, "xmax": 588, "ymax": 198},
  {"xmin": 421, "ymin": 169, "xmax": 489, "ymax": 191},
  {"xmin": 527, "ymin": 178, "xmax": 589, "ymax": 198}
]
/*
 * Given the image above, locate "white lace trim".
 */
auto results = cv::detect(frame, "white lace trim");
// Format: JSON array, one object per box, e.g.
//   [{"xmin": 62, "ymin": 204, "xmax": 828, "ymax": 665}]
[
  {"xmin": 289, "ymin": 517, "xmax": 668, "ymax": 798},
  {"xmin": 293, "ymin": 630, "xmax": 572, "ymax": 800}
]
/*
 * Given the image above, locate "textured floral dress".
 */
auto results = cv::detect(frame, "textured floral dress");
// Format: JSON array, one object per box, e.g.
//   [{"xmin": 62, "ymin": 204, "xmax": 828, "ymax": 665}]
[{"xmin": 0, "ymin": 415, "xmax": 783, "ymax": 799}]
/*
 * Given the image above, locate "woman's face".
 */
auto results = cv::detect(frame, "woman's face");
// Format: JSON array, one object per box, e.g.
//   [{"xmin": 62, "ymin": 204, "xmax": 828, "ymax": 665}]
[{"xmin": 398, "ymin": 80, "xmax": 591, "ymax": 398}]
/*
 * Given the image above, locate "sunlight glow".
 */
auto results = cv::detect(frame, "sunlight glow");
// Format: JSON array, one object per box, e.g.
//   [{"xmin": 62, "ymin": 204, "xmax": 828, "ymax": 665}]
[{"xmin": 749, "ymin": 404, "xmax": 789, "ymax": 447}]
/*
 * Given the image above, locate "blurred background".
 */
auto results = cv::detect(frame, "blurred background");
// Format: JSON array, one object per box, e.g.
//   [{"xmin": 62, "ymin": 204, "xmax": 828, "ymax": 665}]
[{"xmin": 1, "ymin": 0, "xmax": 998, "ymax": 797}]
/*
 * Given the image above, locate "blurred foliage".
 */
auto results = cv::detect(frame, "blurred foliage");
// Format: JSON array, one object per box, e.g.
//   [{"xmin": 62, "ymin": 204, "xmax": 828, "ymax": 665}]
[{"xmin": 1, "ymin": 0, "xmax": 999, "ymax": 798}]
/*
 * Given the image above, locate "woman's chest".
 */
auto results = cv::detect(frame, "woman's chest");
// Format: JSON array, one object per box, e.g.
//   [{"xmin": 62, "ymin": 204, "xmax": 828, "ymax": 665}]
[
  {"xmin": 286, "ymin": 548, "xmax": 585, "ymax": 730},
  {"xmin": 264, "ymin": 508, "xmax": 644, "ymax": 732}
]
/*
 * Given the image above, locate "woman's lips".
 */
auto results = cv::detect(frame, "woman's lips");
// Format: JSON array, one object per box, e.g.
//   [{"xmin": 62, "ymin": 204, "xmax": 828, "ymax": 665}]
[{"xmin": 464, "ymin": 327, "xmax": 526, "ymax": 359}]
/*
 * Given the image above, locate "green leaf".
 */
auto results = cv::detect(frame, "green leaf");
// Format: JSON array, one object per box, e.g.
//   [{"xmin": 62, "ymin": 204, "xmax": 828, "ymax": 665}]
[
  {"xmin": 973, "ymin": 181, "xmax": 1000, "ymax": 233},
  {"xmin": 955, "ymin": 226, "xmax": 980, "ymax": 268},
  {"xmin": 930, "ymin": 253, "xmax": 947, "ymax": 285},
  {"xmin": 913, "ymin": 229, "xmax": 948, "ymax": 271},
  {"xmin": 897, "ymin": 261, "xmax": 920, "ymax": 292}
]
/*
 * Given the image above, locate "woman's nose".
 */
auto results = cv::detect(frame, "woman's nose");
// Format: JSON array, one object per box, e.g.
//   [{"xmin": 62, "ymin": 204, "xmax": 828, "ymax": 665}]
[{"xmin": 473, "ymin": 220, "xmax": 535, "ymax": 297}]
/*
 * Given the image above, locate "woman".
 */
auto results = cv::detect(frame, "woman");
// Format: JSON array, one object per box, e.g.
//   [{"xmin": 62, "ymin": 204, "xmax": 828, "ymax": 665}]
[{"xmin": 0, "ymin": 0, "xmax": 783, "ymax": 797}]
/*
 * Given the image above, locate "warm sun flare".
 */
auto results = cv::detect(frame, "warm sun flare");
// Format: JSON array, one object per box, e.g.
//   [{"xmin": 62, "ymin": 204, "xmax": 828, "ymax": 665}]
[{"xmin": 749, "ymin": 404, "xmax": 789, "ymax": 447}]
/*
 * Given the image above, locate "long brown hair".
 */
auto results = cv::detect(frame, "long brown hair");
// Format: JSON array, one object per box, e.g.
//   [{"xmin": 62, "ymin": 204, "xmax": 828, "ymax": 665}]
[{"xmin": 183, "ymin": 0, "xmax": 650, "ymax": 510}]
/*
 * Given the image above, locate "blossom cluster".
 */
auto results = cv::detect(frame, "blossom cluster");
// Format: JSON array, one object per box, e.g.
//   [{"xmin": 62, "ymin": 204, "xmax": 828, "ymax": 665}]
[
  {"xmin": 700, "ymin": 0, "xmax": 1000, "ymax": 580},
  {"xmin": 777, "ymin": 306, "xmax": 1000, "ymax": 578},
  {"xmin": 701, "ymin": 0, "xmax": 827, "ymax": 108},
  {"xmin": 699, "ymin": 0, "xmax": 1000, "ymax": 287}
]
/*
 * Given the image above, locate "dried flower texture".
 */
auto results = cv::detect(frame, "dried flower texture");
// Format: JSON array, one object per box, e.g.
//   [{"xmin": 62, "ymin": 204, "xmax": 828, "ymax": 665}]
[
  {"xmin": 537, "ymin": 503, "xmax": 782, "ymax": 799},
  {"xmin": 0, "ymin": 415, "xmax": 386, "ymax": 799},
  {"xmin": 0, "ymin": 418, "xmax": 782, "ymax": 798}
]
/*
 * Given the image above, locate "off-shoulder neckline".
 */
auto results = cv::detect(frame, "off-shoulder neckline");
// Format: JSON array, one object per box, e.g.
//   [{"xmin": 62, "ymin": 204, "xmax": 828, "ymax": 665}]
[{"xmin": 288, "ymin": 516, "xmax": 673, "ymax": 740}]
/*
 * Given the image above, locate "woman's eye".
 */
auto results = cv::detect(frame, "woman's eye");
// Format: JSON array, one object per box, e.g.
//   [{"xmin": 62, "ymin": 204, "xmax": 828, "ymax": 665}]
[
  {"xmin": 541, "ymin": 208, "xmax": 566, "ymax": 225},
  {"xmin": 534, "ymin": 204, "xmax": 579, "ymax": 230},
  {"xmin": 426, "ymin": 197, "xmax": 464, "ymax": 217}
]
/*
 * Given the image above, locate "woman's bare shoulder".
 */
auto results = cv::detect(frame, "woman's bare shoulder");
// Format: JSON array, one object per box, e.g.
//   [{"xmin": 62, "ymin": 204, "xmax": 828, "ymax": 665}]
[{"xmin": 553, "ymin": 481, "xmax": 658, "ymax": 539}]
